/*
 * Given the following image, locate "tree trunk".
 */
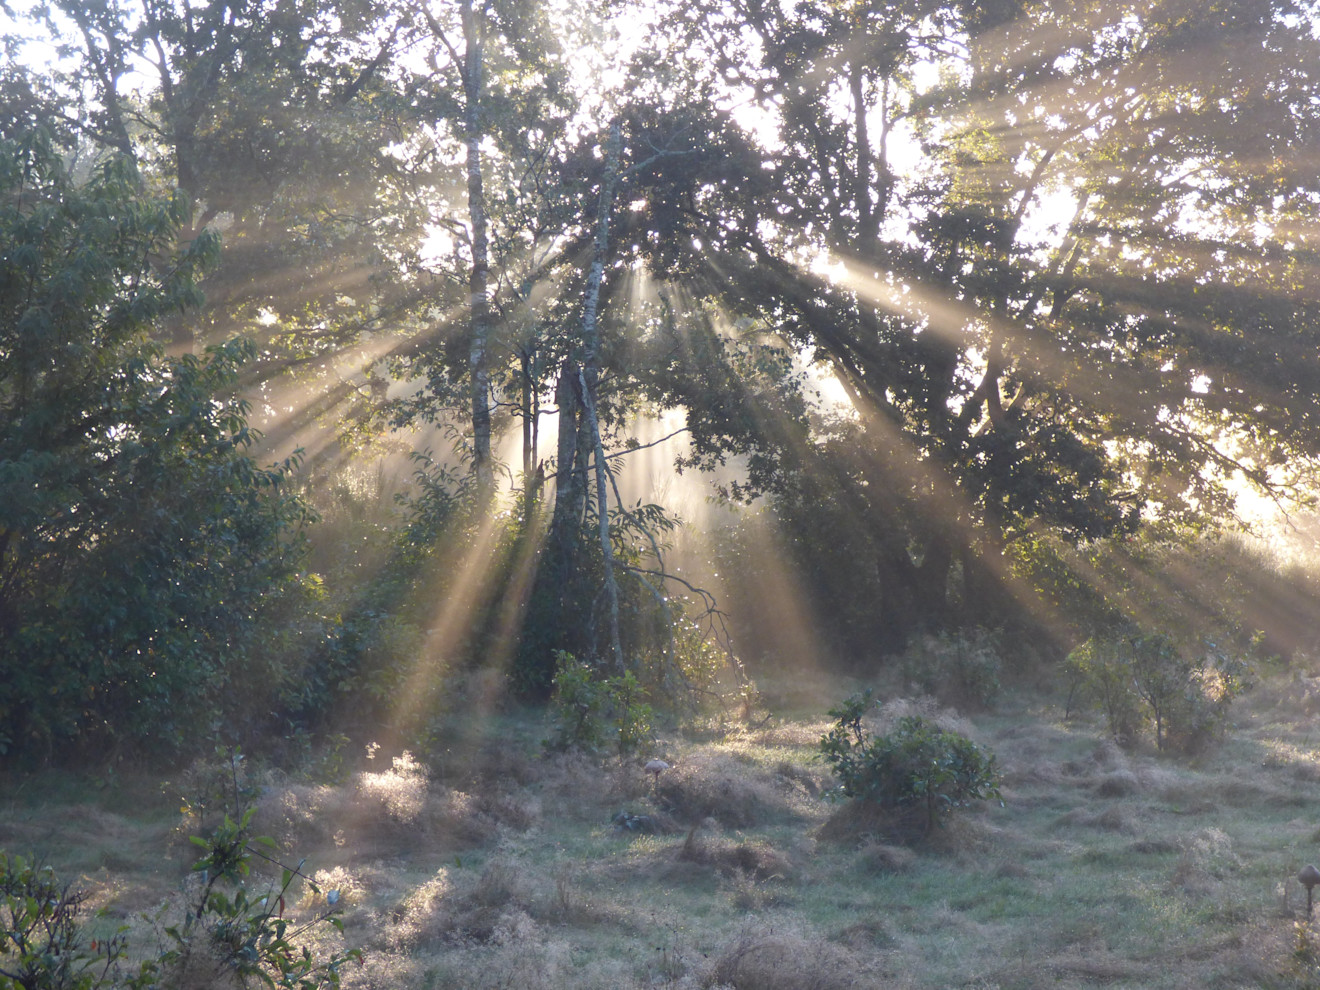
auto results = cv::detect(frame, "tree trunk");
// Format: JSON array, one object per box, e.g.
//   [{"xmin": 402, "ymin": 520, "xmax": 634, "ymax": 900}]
[
  {"xmin": 578, "ymin": 121, "xmax": 625, "ymax": 670},
  {"xmin": 460, "ymin": 0, "xmax": 494, "ymax": 499},
  {"xmin": 849, "ymin": 62, "xmax": 875, "ymax": 254},
  {"xmin": 519, "ymin": 348, "xmax": 540, "ymax": 524},
  {"xmin": 914, "ymin": 531, "xmax": 954, "ymax": 632},
  {"xmin": 551, "ymin": 361, "xmax": 585, "ymax": 558}
]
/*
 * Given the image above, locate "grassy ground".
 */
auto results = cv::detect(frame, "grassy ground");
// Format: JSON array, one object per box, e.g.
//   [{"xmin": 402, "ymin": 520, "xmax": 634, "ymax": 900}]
[{"xmin": 7, "ymin": 666, "xmax": 1320, "ymax": 989}]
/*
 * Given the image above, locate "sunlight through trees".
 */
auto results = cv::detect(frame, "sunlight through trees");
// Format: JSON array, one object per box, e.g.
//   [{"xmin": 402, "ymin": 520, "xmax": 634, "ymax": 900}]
[{"xmin": 4, "ymin": 0, "xmax": 1320, "ymax": 757}]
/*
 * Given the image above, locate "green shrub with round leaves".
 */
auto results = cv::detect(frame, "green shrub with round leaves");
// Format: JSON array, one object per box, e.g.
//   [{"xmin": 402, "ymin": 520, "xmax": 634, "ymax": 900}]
[{"xmin": 820, "ymin": 691, "xmax": 1003, "ymax": 835}]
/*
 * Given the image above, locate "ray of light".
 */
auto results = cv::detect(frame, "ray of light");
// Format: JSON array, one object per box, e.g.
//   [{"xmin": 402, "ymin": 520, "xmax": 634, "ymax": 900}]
[
  {"xmin": 694, "ymin": 246, "xmax": 1171, "ymax": 643},
  {"xmin": 381, "ymin": 508, "xmax": 511, "ymax": 748},
  {"xmin": 472, "ymin": 504, "xmax": 552, "ymax": 691},
  {"xmin": 250, "ymin": 332, "xmax": 413, "ymax": 462},
  {"xmin": 821, "ymin": 249, "xmax": 1316, "ymax": 468},
  {"xmin": 720, "ymin": 508, "xmax": 832, "ymax": 674}
]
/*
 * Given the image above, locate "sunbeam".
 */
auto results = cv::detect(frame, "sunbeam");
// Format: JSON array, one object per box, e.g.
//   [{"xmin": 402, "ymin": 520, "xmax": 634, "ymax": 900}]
[
  {"xmin": 8, "ymin": 0, "xmax": 1320, "ymax": 786},
  {"xmin": 384, "ymin": 509, "xmax": 512, "ymax": 746}
]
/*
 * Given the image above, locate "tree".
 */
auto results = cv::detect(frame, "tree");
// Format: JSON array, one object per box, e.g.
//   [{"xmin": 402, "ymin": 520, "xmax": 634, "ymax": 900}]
[
  {"xmin": 6, "ymin": 0, "xmax": 426, "ymax": 454},
  {"xmin": 617, "ymin": 0, "xmax": 1320, "ymax": 654},
  {"xmin": 0, "ymin": 126, "xmax": 317, "ymax": 756}
]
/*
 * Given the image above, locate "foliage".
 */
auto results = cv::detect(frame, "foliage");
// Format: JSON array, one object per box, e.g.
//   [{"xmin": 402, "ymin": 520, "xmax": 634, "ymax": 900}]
[
  {"xmin": 5, "ymin": 0, "xmax": 1320, "ymax": 727},
  {"xmin": 647, "ymin": 618, "xmax": 730, "ymax": 709},
  {"xmin": 516, "ymin": 496, "xmax": 707, "ymax": 701},
  {"xmin": 545, "ymin": 655, "xmax": 611, "ymax": 754},
  {"xmin": 622, "ymin": 0, "xmax": 1320, "ymax": 650},
  {"xmin": 1064, "ymin": 633, "xmax": 1254, "ymax": 753},
  {"xmin": 175, "ymin": 748, "xmax": 253, "ymax": 830},
  {"xmin": 3, "ymin": 0, "xmax": 421, "ymax": 385},
  {"xmin": 0, "ymin": 798, "xmax": 356, "ymax": 989},
  {"xmin": 0, "ymin": 127, "xmax": 319, "ymax": 759},
  {"xmin": 1062, "ymin": 638, "xmax": 1146, "ymax": 745},
  {"xmin": 819, "ymin": 692, "xmax": 1002, "ymax": 835},
  {"xmin": 610, "ymin": 669, "xmax": 655, "ymax": 758},
  {"xmin": 288, "ymin": 453, "xmax": 471, "ymax": 734},
  {"xmin": 898, "ymin": 629, "xmax": 1003, "ymax": 710},
  {"xmin": 545, "ymin": 654, "xmax": 654, "ymax": 758},
  {"xmin": 153, "ymin": 809, "xmax": 358, "ymax": 990},
  {"xmin": 0, "ymin": 852, "xmax": 121, "ymax": 990}
]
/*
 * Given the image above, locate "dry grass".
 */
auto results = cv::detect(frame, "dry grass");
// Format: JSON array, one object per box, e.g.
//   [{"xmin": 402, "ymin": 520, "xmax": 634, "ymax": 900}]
[
  {"xmin": 654, "ymin": 751, "xmax": 796, "ymax": 828},
  {"xmin": 11, "ymin": 675, "xmax": 1320, "ymax": 989},
  {"xmin": 704, "ymin": 925, "xmax": 867, "ymax": 990}
]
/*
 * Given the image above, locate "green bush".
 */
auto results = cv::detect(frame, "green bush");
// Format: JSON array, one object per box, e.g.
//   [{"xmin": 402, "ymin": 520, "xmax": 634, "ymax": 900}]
[
  {"xmin": 819, "ymin": 691, "xmax": 1002, "ymax": 835},
  {"xmin": 1064, "ymin": 633, "xmax": 1253, "ymax": 753},
  {"xmin": 158, "ymin": 810, "xmax": 358, "ymax": 990},
  {"xmin": 1063, "ymin": 638, "xmax": 1146, "ymax": 744},
  {"xmin": 0, "ymin": 852, "xmax": 112, "ymax": 990},
  {"xmin": 0, "ymin": 128, "xmax": 320, "ymax": 759},
  {"xmin": 545, "ymin": 653, "xmax": 654, "ymax": 757}
]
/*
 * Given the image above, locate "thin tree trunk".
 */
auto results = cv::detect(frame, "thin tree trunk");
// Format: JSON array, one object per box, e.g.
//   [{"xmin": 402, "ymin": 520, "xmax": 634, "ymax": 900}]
[
  {"xmin": 461, "ymin": 0, "xmax": 494, "ymax": 498},
  {"xmin": 579, "ymin": 121, "xmax": 624, "ymax": 670},
  {"xmin": 849, "ymin": 63, "xmax": 874, "ymax": 253},
  {"xmin": 551, "ymin": 361, "xmax": 584, "ymax": 543},
  {"xmin": 578, "ymin": 368, "xmax": 622, "ymax": 670},
  {"xmin": 915, "ymin": 531, "xmax": 954, "ymax": 632},
  {"xmin": 519, "ymin": 348, "xmax": 539, "ymax": 523}
]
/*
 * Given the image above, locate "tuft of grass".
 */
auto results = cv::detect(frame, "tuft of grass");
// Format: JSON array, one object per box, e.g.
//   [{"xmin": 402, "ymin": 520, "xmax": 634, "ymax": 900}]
[
  {"xmin": 654, "ymin": 752, "xmax": 795, "ymax": 828},
  {"xmin": 704, "ymin": 925, "xmax": 864, "ymax": 990}
]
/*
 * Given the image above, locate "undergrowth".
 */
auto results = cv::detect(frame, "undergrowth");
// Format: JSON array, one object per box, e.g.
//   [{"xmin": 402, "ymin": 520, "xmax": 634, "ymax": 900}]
[
  {"xmin": 0, "ymin": 748, "xmax": 355, "ymax": 989},
  {"xmin": 4, "ymin": 672, "xmax": 1320, "ymax": 990}
]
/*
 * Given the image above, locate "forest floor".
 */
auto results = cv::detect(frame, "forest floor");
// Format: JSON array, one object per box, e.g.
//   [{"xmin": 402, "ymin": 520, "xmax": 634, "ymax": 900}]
[{"xmin": 6, "ymin": 666, "xmax": 1320, "ymax": 989}]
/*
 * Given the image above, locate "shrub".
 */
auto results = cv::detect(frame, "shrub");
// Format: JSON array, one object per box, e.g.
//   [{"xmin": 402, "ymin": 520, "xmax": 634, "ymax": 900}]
[
  {"xmin": 0, "ymin": 131, "xmax": 324, "ymax": 760},
  {"xmin": 819, "ymin": 691, "xmax": 1002, "ymax": 836},
  {"xmin": 544, "ymin": 653, "xmax": 654, "ymax": 757},
  {"xmin": 173, "ymin": 745, "xmax": 263, "ymax": 834},
  {"xmin": 158, "ymin": 808, "xmax": 359, "ymax": 990},
  {"xmin": 1063, "ymin": 638, "xmax": 1146, "ymax": 744},
  {"xmin": 1064, "ymin": 633, "xmax": 1253, "ymax": 753},
  {"xmin": 0, "ymin": 852, "xmax": 117, "ymax": 990},
  {"xmin": 0, "ymin": 783, "xmax": 358, "ymax": 989}
]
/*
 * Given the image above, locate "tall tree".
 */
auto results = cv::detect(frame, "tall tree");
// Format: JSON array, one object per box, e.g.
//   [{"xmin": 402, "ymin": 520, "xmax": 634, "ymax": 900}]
[
  {"xmin": 399, "ymin": 0, "xmax": 573, "ymax": 497},
  {"xmin": 413, "ymin": 0, "xmax": 497, "ymax": 495},
  {"xmin": 8, "ymin": 0, "xmax": 421, "ymax": 440},
  {"xmin": 0, "ymin": 125, "xmax": 317, "ymax": 755},
  {"xmin": 620, "ymin": 0, "xmax": 1320, "ymax": 652}
]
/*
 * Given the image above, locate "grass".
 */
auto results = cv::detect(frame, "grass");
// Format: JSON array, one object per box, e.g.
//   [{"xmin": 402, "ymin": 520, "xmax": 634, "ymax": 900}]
[{"xmin": 8, "ymin": 667, "xmax": 1320, "ymax": 988}]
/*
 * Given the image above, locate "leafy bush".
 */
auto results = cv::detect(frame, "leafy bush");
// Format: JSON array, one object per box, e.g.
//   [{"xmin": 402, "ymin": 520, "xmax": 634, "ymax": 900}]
[
  {"xmin": 898, "ymin": 629, "xmax": 1003, "ymax": 710},
  {"xmin": 0, "ymin": 852, "xmax": 118, "ymax": 990},
  {"xmin": 0, "ymin": 128, "xmax": 319, "ymax": 759},
  {"xmin": 161, "ymin": 810, "xmax": 359, "ymax": 990},
  {"xmin": 545, "ymin": 653, "xmax": 654, "ymax": 757},
  {"xmin": 174, "ymin": 746, "xmax": 263, "ymax": 834},
  {"xmin": 1063, "ymin": 638, "xmax": 1146, "ymax": 744},
  {"xmin": 0, "ymin": 814, "xmax": 356, "ymax": 990},
  {"xmin": 1064, "ymin": 633, "xmax": 1253, "ymax": 753},
  {"xmin": 819, "ymin": 691, "xmax": 1002, "ymax": 835}
]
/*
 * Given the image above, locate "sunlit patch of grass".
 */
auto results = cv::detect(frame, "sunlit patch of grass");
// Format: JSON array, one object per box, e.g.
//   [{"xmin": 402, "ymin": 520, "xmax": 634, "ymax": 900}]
[{"xmin": 357, "ymin": 750, "xmax": 430, "ymax": 822}]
